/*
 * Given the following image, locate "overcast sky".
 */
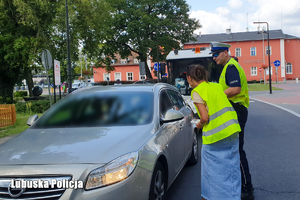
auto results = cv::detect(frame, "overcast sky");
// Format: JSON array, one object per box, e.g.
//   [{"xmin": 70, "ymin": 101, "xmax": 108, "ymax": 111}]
[{"xmin": 186, "ymin": 0, "xmax": 300, "ymax": 37}]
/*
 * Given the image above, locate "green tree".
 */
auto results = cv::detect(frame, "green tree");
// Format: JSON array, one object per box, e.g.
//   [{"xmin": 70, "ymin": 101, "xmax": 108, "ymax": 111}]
[
  {"xmin": 0, "ymin": 0, "xmax": 58, "ymax": 101},
  {"xmin": 0, "ymin": 0, "xmax": 108, "ymax": 101},
  {"xmin": 88, "ymin": 0, "xmax": 201, "ymax": 78}
]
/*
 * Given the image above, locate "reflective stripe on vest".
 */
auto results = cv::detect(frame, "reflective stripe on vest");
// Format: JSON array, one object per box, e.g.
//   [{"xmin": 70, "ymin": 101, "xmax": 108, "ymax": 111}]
[
  {"xmin": 209, "ymin": 106, "xmax": 235, "ymax": 121},
  {"xmin": 219, "ymin": 58, "xmax": 249, "ymax": 108},
  {"xmin": 191, "ymin": 82, "xmax": 241, "ymax": 144},
  {"xmin": 203, "ymin": 119, "xmax": 239, "ymax": 137}
]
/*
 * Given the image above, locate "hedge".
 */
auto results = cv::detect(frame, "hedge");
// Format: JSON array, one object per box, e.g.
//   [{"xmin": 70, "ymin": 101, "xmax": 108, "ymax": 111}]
[
  {"xmin": 14, "ymin": 91, "xmax": 28, "ymax": 97},
  {"xmin": 15, "ymin": 100, "xmax": 50, "ymax": 114}
]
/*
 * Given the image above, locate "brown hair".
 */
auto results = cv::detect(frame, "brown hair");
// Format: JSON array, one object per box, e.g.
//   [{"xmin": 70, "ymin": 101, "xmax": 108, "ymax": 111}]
[{"xmin": 186, "ymin": 64, "xmax": 208, "ymax": 82}]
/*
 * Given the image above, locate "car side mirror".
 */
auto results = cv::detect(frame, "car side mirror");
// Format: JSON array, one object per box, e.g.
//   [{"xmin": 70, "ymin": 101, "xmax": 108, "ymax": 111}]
[
  {"xmin": 26, "ymin": 114, "xmax": 39, "ymax": 126},
  {"xmin": 160, "ymin": 109, "xmax": 184, "ymax": 124}
]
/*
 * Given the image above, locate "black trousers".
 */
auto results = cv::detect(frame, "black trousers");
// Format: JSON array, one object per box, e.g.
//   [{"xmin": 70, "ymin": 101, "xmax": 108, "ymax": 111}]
[{"xmin": 230, "ymin": 101, "xmax": 253, "ymax": 192}]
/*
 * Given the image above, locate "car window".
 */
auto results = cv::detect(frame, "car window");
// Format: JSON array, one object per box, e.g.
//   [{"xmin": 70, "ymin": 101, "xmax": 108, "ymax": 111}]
[
  {"xmin": 159, "ymin": 90, "xmax": 173, "ymax": 117},
  {"xmin": 166, "ymin": 90, "xmax": 184, "ymax": 110},
  {"xmin": 31, "ymin": 91, "xmax": 154, "ymax": 128}
]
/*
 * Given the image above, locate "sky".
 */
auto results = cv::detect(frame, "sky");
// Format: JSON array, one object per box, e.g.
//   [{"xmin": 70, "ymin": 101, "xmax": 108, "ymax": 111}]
[{"xmin": 185, "ymin": 0, "xmax": 300, "ymax": 37}]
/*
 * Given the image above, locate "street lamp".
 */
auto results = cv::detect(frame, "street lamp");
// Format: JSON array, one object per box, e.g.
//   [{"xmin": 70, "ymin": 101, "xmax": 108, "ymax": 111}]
[
  {"xmin": 253, "ymin": 21, "xmax": 272, "ymax": 94},
  {"xmin": 156, "ymin": 26, "xmax": 170, "ymax": 82},
  {"xmin": 257, "ymin": 27, "xmax": 267, "ymax": 85}
]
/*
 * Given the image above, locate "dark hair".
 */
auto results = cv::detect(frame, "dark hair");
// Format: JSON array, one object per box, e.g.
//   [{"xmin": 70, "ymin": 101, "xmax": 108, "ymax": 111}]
[{"xmin": 186, "ymin": 65, "xmax": 208, "ymax": 82}]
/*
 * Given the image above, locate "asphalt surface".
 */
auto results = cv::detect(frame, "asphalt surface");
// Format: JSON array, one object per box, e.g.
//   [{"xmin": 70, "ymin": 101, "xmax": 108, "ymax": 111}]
[{"xmin": 165, "ymin": 81, "xmax": 300, "ymax": 200}]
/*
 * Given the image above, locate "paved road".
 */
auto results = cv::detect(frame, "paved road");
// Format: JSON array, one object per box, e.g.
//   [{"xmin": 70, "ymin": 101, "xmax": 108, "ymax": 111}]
[
  {"xmin": 249, "ymin": 81, "xmax": 300, "ymax": 116},
  {"xmin": 166, "ymin": 98, "xmax": 300, "ymax": 200}
]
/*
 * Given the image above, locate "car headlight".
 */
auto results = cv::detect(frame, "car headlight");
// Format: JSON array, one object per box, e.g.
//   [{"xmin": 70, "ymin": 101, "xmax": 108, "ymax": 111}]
[{"xmin": 85, "ymin": 152, "xmax": 139, "ymax": 190}]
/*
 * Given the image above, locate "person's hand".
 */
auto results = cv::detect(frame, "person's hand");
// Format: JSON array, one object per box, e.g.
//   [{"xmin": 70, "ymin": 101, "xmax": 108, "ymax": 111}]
[{"xmin": 196, "ymin": 122, "xmax": 203, "ymax": 129}]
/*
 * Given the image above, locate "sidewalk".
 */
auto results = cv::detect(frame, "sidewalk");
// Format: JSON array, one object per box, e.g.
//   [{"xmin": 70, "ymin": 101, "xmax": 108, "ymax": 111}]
[{"xmin": 249, "ymin": 80, "xmax": 300, "ymax": 117}]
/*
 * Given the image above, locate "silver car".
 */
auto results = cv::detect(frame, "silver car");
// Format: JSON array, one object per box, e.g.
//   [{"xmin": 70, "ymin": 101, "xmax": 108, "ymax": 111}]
[{"xmin": 0, "ymin": 83, "xmax": 198, "ymax": 200}]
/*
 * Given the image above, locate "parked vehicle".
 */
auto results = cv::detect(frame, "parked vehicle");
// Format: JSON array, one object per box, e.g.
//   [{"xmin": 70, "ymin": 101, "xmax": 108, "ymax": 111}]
[
  {"xmin": 88, "ymin": 82, "xmax": 103, "ymax": 86},
  {"xmin": 133, "ymin": 80, "xmax": 156, "ymax": 84},
  {"xmin": 0, "ymin": 83, "xmax": 198, "ymax": 200}
]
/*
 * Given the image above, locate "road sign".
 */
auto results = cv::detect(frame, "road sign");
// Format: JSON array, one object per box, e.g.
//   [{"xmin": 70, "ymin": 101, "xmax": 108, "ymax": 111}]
[
  {"xmin": 153, "ymin": 63, "xmax": 161, "ymax": 71},
  {"xmin": 274, "ymin": 60, "xmax": 280, "ymax": 67},
  {"xmin": 139, "ymin": 62, "xmax": 146, "ymax": 75},
  {"xmin": 259, "ymin": 68, "xmax": 262, "ymax": 72},
  {"xmin": 41, "ymin": 49, "xmax": 52, "ymax": 70},
  {"xmin": 54, "ymin": 60, "xmax": 61, "ymax": 85}
]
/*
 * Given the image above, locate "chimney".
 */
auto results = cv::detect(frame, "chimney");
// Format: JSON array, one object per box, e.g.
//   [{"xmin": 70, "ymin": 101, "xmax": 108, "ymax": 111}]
[
  {"xmin": 199, "ymin": 32, "xmax": 201, "ymax": 37},
  {"xmin": 226, "ymin": 28, "xmax": 231, "ymax": 34}
]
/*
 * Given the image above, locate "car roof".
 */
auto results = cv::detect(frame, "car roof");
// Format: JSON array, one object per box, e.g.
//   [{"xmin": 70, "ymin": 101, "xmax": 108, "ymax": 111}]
[{"xmin": 69, "ymin": 83, "xmax": 176, "ymax": 95}]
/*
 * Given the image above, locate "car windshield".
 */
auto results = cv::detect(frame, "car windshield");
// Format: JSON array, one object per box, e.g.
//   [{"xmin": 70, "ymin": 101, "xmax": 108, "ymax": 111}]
[{"xmin": 31, "ymin": 91, "xmax": 154, "ymax": 128}]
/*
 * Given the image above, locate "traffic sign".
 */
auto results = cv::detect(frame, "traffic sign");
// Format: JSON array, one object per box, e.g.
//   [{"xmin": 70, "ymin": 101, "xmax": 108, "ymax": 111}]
[
  {"xmin": 41, "ymin": 49, "xmax": 52, "ymax": 70},
  {"xmin": 54, "ymin": 60, "xmax": 61, "ymax": 85},
  {"xmin": 153, "ymin": 63, "xmax": 161, "ymax": 71},
  {"xmin": 274, "ymin": 60, "xmax": 280, "ymax": 67},
  {"xmin": 259, "ymin": 68, "xmax": 262, "ymax": 72},
  {"xmin": 139, "ymin": 62, "xmax": 146, "ymax": 75}
]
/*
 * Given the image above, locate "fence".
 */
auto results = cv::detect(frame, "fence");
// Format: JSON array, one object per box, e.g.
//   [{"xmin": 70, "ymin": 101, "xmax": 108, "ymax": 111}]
[{"xmin": 0, "ymin": 104, "xmax": 17, "ymax": 127}]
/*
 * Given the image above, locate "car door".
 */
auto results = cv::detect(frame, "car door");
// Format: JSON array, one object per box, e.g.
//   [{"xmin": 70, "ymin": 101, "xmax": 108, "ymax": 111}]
[
  {"xmin": 166, "ymin": 89, "xmax": 193, "ymax": 161},
  {"xmin": 159, "ymin": 90, "xmax": 185, "ymax": 178}
]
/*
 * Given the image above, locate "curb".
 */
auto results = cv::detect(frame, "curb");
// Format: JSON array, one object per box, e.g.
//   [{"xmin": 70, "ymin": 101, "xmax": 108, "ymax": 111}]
[{"xmin": 250, "ymin": 97, "xmax": 300, "ymax": 118}]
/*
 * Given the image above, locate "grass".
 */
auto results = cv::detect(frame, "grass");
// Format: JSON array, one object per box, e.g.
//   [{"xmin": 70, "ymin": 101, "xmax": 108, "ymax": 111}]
[
  {"xmin": 248, "ymin": 83, "xmax": 283, "ymax": 91},
  {"xmin": 0, "ymin": 113, "xmax": 33, "ymax": 139}
]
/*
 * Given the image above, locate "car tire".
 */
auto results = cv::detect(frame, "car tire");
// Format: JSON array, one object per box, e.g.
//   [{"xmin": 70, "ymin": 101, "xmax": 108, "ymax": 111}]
[
  {"xmin": 149, "ymin": 161, "xmax": 166, "ymax": 200},
  {"xmin": 186, "ymin": 131, "xmax": 198, "ymax": 165}
]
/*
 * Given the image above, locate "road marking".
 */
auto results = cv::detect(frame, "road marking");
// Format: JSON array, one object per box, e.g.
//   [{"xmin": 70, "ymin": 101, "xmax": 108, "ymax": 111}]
[
  {"xmin": 249, "ymin": 101, "xmax": 255, "ymax": 103},
  {"xmin": 250, "ymin": 97, "xmax": 300, "ymax": 118}
]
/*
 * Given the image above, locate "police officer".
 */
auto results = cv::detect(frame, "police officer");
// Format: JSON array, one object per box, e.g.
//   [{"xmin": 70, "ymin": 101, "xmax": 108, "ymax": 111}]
[{"xmin": 210, "ymin": 42, "xmax": 254, "ymax": 200}]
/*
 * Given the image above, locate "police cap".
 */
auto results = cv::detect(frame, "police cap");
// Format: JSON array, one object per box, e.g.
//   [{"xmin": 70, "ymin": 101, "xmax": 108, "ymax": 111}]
[{"xmin": 210, "ymin": 42, "xmax": 231, "ymax": 54}]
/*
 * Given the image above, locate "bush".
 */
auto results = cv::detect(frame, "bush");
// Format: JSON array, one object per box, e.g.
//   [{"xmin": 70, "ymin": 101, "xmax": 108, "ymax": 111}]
[
  {"xmin": 0, "ymin": 97, "xmax": 15, "ymax": 104},
  {"xmin": 15, "ymin": 100, "xmax": 51, "ymax": 114},
  {"xmin": 15, "ymin": 102, "xmax": 27, "ymax": 113},
  {"xmin": 31, "ymin": 100, "xmax": 50, "ymax": 113},
  {"xmin": 14, "ymin": 91, "xmax": 28, "ymax": 97}
]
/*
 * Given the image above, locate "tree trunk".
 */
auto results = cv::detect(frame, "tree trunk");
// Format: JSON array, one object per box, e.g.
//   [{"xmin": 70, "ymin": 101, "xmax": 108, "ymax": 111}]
[
  {"xmin": 25, "ymin": 69, "xmax": 34, "ymax": 97},
  {"xmin": 140, "ymin": 54, "xmax": 153, "ymax": 79}
]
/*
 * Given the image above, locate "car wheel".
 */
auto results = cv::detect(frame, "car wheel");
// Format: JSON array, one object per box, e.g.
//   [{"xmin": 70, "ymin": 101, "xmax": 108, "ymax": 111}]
[
  {"xmin": 187, "ymin": 131, "xmax": 198, "ymax": 165},
  {"xmin": 149, "ymin": 161, "xmax": 166, "ymax": 200}
]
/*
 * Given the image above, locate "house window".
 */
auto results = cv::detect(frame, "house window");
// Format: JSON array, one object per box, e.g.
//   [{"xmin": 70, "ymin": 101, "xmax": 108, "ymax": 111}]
[
  {"xmin": 250, "ymin": 67, "xmax": 257, "ymax": 76},
  {"xmin": 121, "ymin": 59, "xmax": 127, "ymax": 64},
  {"xmin": 134, "ymin": 58, "xmax": 140, "ymax": 63},
  {"xmin": 235, "ymin": 48, "xmax": 241, "ymax": 57},
  {"xmin": 286, "ymin": 63, "xmax": 292, "ymax": 74},
  {"xmin": 266, "ymin": 66, "xmax": 273, "ymax": 75},
  {"xmin": 139, "ymin": 73, "xmax": 146, "ymax": 80},
  {"xmin": 250, "ymin": 47, "xmax": 256, "ymax": 56},
  {"xmin": 114, "ymin": 72, "xmax": 121, "ymax": 81},
  {"xmin": 265, "ymin": 46, "xmax": 272, "ymax": 55},
  {"xmin": 103, "ymin": 73, "xmax": 111, "ymax": 81},
  {"xmin": 127, "ymin": 72, "xmax": 133, "ymax": 81}
]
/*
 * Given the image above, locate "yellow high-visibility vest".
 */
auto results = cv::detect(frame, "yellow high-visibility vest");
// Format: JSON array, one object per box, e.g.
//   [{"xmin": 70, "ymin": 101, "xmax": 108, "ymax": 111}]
[
  {"xmin": 219, "ymin": 58, "xmax": 249, "ymax": 108},
  {"xmin": 191, "ymin": 82, "xmax": 241, "ymax": 144}
]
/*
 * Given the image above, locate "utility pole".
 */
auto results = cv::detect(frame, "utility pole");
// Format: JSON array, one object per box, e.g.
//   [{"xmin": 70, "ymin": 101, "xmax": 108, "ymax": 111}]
[
  {"xmin": 66, "ymin": 0, "xmax": 72, "ymax": 93},
  {"xmin": 254, "ymin": 21, "xmax": 272, "ymax": 94}
]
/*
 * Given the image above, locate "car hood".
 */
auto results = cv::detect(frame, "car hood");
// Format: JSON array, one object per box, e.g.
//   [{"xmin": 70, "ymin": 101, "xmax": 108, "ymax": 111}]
[{"xmin": 0, "ymin": 125, "xmax": 154, "ymax": 165}]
